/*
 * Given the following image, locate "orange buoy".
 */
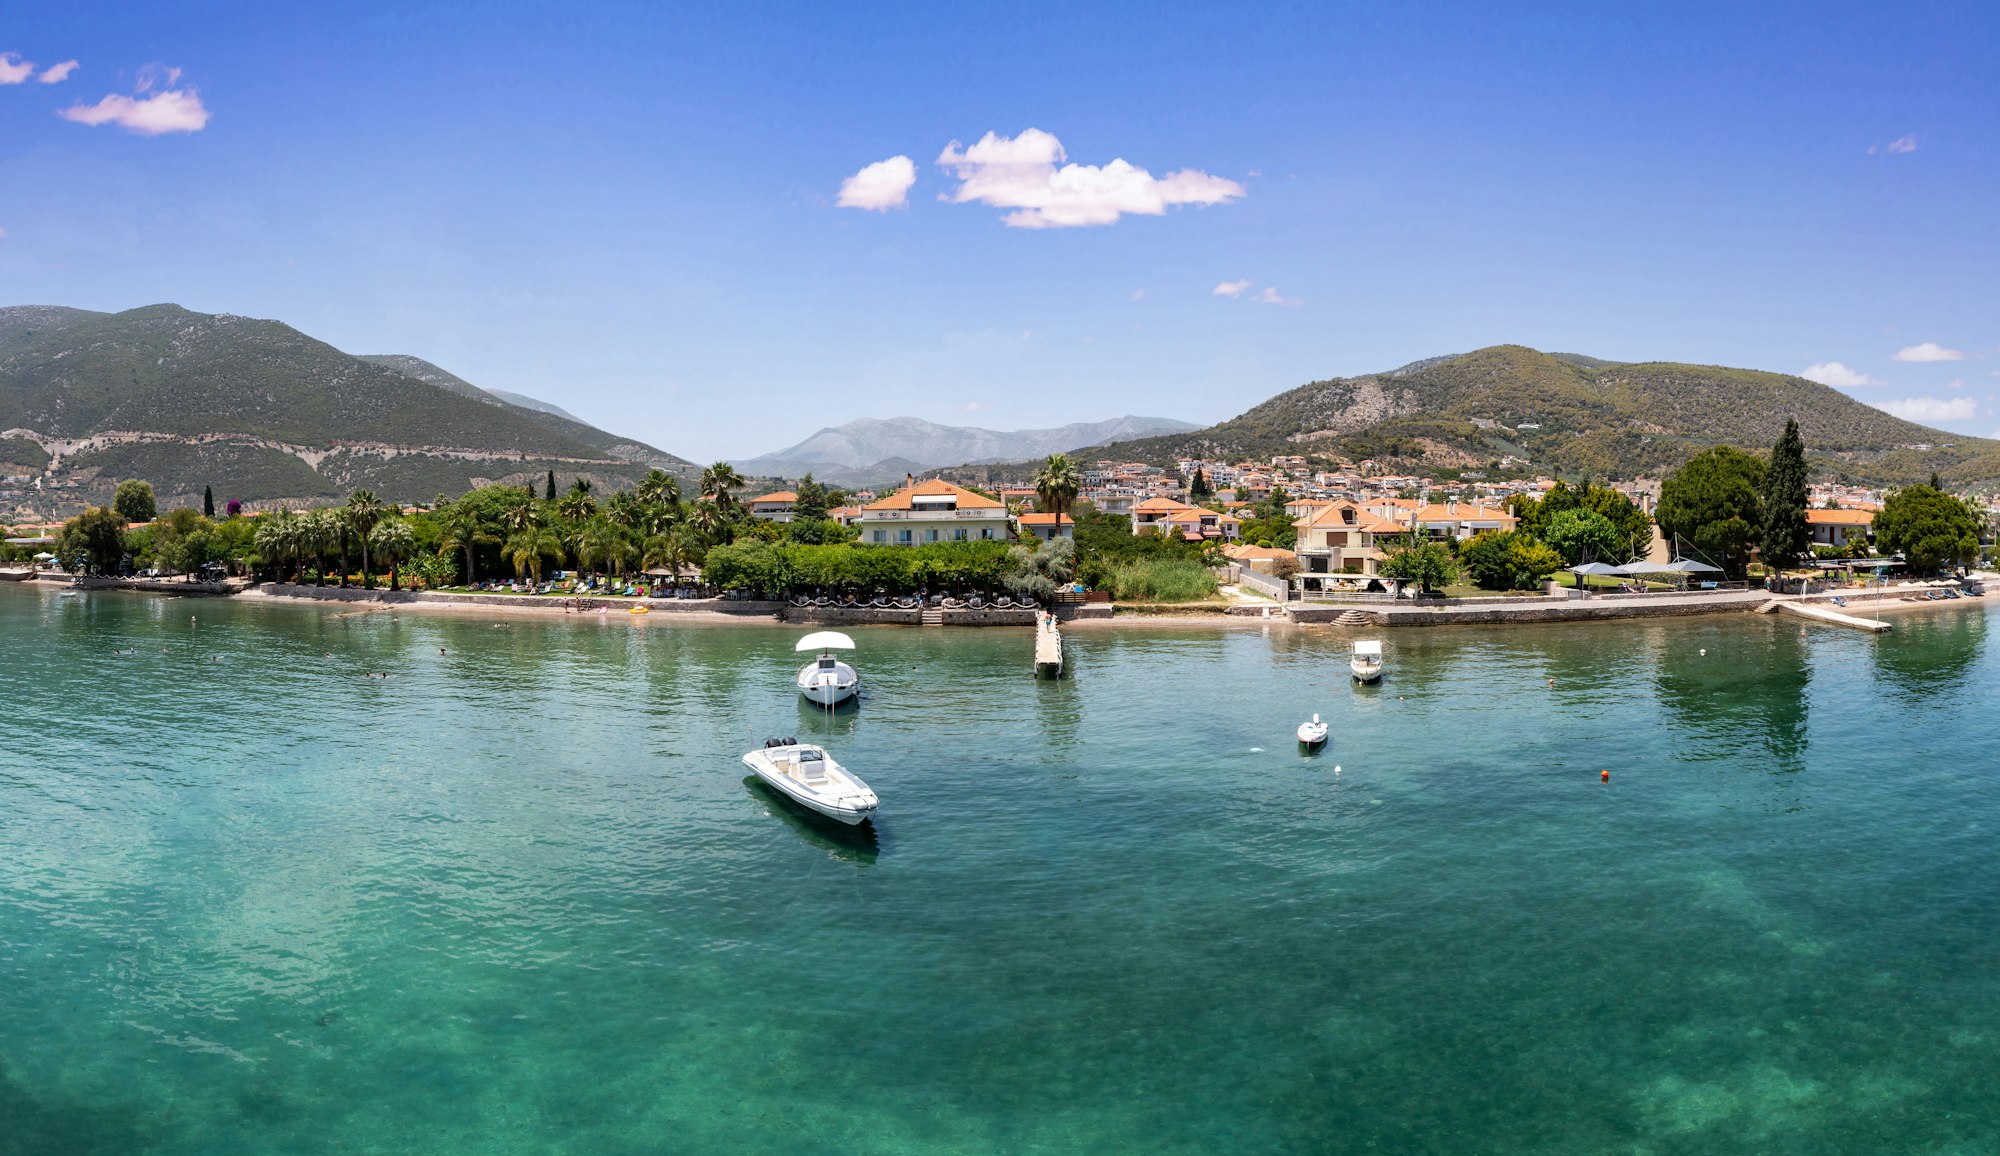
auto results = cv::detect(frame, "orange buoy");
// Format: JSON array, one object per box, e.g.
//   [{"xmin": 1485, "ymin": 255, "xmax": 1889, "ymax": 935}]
[{"xmin": 1601, "ymin": 769, "xmax": 1610, "ymax": 782}]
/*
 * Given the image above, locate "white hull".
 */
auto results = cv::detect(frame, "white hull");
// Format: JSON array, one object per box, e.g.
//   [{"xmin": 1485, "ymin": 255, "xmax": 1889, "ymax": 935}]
[
  {"xmin": 743, "ymin": 745, "xmax": 878, "ymax": 825},
  {"xmin": 797, "ymin": 659, "xmax": 859, "ymax": 706},
  {"xmin": 1350, "ymin": 659, "xmax": 1383, "ymax": 684}
]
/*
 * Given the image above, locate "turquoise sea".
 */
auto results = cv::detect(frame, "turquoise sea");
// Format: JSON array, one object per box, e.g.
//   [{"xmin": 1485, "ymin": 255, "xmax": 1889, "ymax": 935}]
[{"xmin": 1, "ymin": 583, "xmax": 1997, "ymax": 1154}]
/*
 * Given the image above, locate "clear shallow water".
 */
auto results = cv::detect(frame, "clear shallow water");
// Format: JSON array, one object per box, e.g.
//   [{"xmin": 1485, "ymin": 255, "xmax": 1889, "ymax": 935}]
[{"xmin": 1, "ymin": 586, "xmax": 1997, "ymax": 1155}]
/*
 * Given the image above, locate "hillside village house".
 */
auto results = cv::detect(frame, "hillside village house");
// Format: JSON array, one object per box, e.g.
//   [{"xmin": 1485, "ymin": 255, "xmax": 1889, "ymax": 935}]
[
  {"xmin": 1411, "ymin": 502, "xmax": 1518, "ymax": 541},
  {"xmin": 1015, "ymin": 512, "xmax": 1075, "ymax": 542},
  {"xmin": 1130, "ymin": 497, "xmax": 1241, "ymax": 542},
  {"xmin": 1292, "ymin": 500, "xmax": 1405, "ymax": 592},
  {"xmin": 858, "ymin": 478, "xmax": 1009, "ymax": 545},
  {"xmin": 747, "ymin": 491, "xmax": 797, "ymax": 522},
  {"xmin": 1807, "ymin": 507, "xmax": 1875, "ymax": 549}
]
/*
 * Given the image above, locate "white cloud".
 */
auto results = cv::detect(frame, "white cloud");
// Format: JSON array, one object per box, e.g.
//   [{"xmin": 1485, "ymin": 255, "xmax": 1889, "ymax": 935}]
[
  {"xmin": 58, "ymin": 85, "xmax": 210, "ymax": 135},
  {"xmin": 1129, "ymin": 288, "xmax": 1147, "ymax": 300},
  {"xmin": 38, "ymin": 60, "xmax": 78, "ymax": 84},
  {"xmin": 0, "ymin": 52, "xmax": 34, "ymax": 84},
  {"xmin": 837, "ymin": 155, "xmax": 916, "ymax": 211},
  {"xmin": 1800, "ymin": 361, "xmax": 1883, "ymax": 387},
  {"xmin": 1255, "ymin": 286, "xmax": 1300, "ymax": 306},
  {"xmin": 936, "ymin": 129, "xmax": 1244, "ymax": 228},
  {"xmin": 1948, "ymin": 378, "xmax": 1965, "ymax": 390},
  {"xmin": 1893, "ymin": 341, "xmax": 1965, "ymax": 362},
  {"xmin": 1875, "ymin": 396, "xmax": 1977, "ymax": 423},
  {"xmin": 0, "ymin": 226, "xmax": 7, "ymax": 240},
  {"xmin": 1867, "ymin": 134, "xmax": 1917, "ymax": 155},
  {"xmin": 961, "ymin": 400, "xmax": 988, "ymax": 412},
  {"xmin": 1212, "ymin": 279, "xmax": 1251, "ymax": 298}
]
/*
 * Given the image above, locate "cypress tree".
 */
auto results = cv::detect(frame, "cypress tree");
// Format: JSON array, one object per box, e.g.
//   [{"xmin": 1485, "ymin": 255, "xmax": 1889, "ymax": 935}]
[
  {"xmin": 1759, "ymin": 418, "xmax": 1809, "ymax": 575},
  {"xmin": 545, "ymin": 470, "xmax": 557, "ymax": 501},
  {"xmin": 203, "ymin": 484, "xmax": 215, "ymax": 518}
]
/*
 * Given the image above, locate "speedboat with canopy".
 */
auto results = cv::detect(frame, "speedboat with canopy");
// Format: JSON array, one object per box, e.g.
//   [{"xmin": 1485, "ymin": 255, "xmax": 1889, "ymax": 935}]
[
  {"xmin": 795, "ymin": 630, "xmax": 860, "ymax": 707},
  {"xmin": 1350, "ymin": 640, "xmax": 1384, "ymax": 684}
]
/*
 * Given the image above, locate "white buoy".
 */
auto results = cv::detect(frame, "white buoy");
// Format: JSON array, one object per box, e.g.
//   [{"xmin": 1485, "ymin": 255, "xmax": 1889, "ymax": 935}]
[{"xmin": 1333, "ymin": 765, "xmax": 1342, "ymax": 774}]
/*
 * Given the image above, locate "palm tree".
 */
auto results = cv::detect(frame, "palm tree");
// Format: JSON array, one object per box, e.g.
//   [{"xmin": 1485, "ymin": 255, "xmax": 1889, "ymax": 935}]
[
  {"xmin": 700, "ymin": 461, "xmax": 747, "ymax": 510},
  {"xmin": 437, "ymin": 509, "xmax": 491, "ymax": 587},
  {"xmin": 636, "ymin": 499, "xmax": 679, "ymax": 538},
  {"xmin": 504, "ymin": 527, "xmax": 563, "ymax": 585},
  {"xmin": 346, "ymin": 490, "xmax": 386, "ymax": 580},
  {"xmin": 556, "ymin": 486, "xmax": 597, "ymax": 524},
  {"xmin": 637, "ymin": 468, "xmax": 681, "ymax": 509},
  {"xmin": 692, "ymin": 499, "xmax": 731, "ymax": 546},
  {"xmin": 254, "ymin": 509, "xmax": 300, "ymax": 581},
  {"xmin": 1033, "ymin": 453, "xmax": 1081, "ymax": 522},
  {"xmin": 303, "ymin": 508, "xmax": 346, "ymax": 581},
  {"xmin": 503, "ymin": 500, "xmax": 538, "ymax": 534},
  {"xmin": 369, "ymin": 518, "xmax": 414, "ymax": 589},
  {"xmin": 604, "ymin": 490, "xmax": 642, "ymax": 528}
]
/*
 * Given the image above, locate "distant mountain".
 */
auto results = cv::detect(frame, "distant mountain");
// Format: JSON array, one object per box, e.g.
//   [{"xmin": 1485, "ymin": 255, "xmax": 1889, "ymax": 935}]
[
  {"xmin": 1090, "ymin": 345, "xmax": 2000, "ymax": 488},
  {"xmin": 737, "ymin": 414, "xmax": 1199, "ymax": 485},
  {"xmin": 487, "ymin": 390, "xmax": 582, "ymax": 422},
  {"xmin": 0, "ymin": 304, "xmax": 693, "ymax": 516}
]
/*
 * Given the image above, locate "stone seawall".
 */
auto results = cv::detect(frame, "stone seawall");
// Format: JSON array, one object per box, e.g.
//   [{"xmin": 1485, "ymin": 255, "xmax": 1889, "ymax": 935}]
[
  {"xmin": 782, "ymin": 606, "xmax": 1038, "ymax": 627},
  {"xmin": 75, "ymin": 576, "xmax": 237, "ymax": 596},
  {"xmin": 260, "ymin": 584, "xmax": 785, "ymax": 616}
]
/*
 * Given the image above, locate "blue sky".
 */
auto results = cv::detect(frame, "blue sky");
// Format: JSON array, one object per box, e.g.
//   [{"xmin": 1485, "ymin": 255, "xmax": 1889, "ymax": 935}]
[{"xmin": 2, "ymin": 1, "xmax": 1995, "ymax": 460}]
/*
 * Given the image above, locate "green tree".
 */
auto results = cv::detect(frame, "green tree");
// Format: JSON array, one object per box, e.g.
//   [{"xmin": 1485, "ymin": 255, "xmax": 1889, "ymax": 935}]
[
  {"xmin": 504, "ymin": 527, "xmax": 563, "ymax": 584},
  {"xmin": 701, "ymin": 462, "xmax": 747, "ymax": 510},
  {"xmin": 113, "ymin": 479, "xmax": 157, "ymax": 524},
  {"xmin": 1656, "ymin": 445, "xmax": 1766, "ymax": 578},
  {"xmin": 436, "ymin": 507, "xmax": 492, "ymax": 586},
  {"xmin": 346, "ymin": 490, "xmax": 386, "ymax": 580},
  {"xmin": 1188, "ymin": 467, "xmax": 1211, "ymax": 502},
  {"xmin": 793, "ymin": 474, "xmax": 828, "ymax": 523},
  {"xmin": 59, "ymin": 507, "xmax": 129, "ymax": 574},
  {"xmin": 1033, "ymin": 453, "xmax": 1081, "ymax": 519},
  {"xmin": 1875, "ymin": 484, "xmax": 1982, "ymax": 573},
  {"xmin": 1380, "ymin": 534, "xmax": 1458, "ymax": 593},
  {"xmin": 1759, "ymin": 418, "xmax": 1810, "ymax": 574},
  {"xmin": 369, "ymin": 518, "xmax": 414, "ymax": 588},
  {"xmin": 545, "ymin": 470, "xmax": 557, "ymax": 501},
  {"xmin": 203, "ymin": 484, "xmax": 215, "ymax": 518},
  {"xmin": 1542, "ymin": 508, "xmax": 1623, "ymax": 566},
  {"xmin": 637, "ymin": 468, "xmax": 681, "ymax": 509}
]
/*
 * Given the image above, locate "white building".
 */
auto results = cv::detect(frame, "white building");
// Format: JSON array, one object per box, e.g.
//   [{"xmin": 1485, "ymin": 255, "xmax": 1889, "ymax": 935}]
[{"xmin": 858, "ymin": 479, "xmax": 1009, "ymax": 545}]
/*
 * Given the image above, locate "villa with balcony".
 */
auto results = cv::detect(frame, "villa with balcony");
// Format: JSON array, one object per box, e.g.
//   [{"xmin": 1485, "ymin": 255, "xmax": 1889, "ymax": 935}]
[
  {"xmin": 857, "ymin": 478, "xmax": 1009, "ymax": 545},
  {"xmin": 1291, "ymin": 500, "xmax": 1406, "ymax": 593}
]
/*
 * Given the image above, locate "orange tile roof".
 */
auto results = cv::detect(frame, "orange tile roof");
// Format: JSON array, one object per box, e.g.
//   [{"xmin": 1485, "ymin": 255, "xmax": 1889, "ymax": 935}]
[
  {"xmin": 750, "ymin": 491, "xmax": 798, "ymax": 504},
  {"xmin": 1134, "ymin": 497, "xmax": 1195, "ymax": 513},
  {"xmin": 1224, "ymin": 544, "xmax": 1295, "ymax": 561},
  {"xmin": 1414, "ymin": 503, "xmax": 1517, "ymax": 523},
  {"xmin": 1296, "ymin": 501, "xmax": 1405, "ymax": 534},
  {"xmin": 861, "ymin": 478, "xmax": 1003, "ymax": 511},
  {"xmin": 1806, "ymin": 508, "xmax": 1875, "ymax": 525},
  {"xmin": 1016, "ymin": 513, "xmax": 1074, "ymax": 526}
]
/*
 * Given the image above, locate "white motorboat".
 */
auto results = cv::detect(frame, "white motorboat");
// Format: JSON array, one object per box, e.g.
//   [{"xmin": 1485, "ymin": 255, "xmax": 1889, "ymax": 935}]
[
  {"xmin": 742, "ymin": 739, "xmax": 879, "ymax": 825},
  {"xmin": 1350, "ymin": 640, "xmax": 1384, "ymax": 684},
  {"xmin": 1297, "ymin": 713, "xmax": 1328, "ymax": 749},
  {"xmin": 794, "ymin": 630, "xmax": 860, "ymax": 707}
]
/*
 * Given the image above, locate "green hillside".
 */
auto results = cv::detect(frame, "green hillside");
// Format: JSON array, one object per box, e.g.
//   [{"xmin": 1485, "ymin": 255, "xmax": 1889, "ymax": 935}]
[
  {"xmin": 0, "ymin": 304, "xmax": 695, "ymax": 514},
  {"xmin": 1095, "ymin": 345, "xmax": 2000, "ymax": 488}
]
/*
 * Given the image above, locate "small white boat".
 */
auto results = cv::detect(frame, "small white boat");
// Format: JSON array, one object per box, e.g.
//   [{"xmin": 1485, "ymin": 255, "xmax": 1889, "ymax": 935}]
[
  {"xmin": 1297, "ymin": 713, "xmax": 1328, "ymax": 749},
  {"xmin": 1350, "ymin": 640, "xmax": 1384, "ymax": 684},
  {"xmin": 794, "ymin": 630, "xmax": 860, "ymax": 707},
  {"xmin": 742, "ymin": 739, "xmax": 879, "ymax": 825}
]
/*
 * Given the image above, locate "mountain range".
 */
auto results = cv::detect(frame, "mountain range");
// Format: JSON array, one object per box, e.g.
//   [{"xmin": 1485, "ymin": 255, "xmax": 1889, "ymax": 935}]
[
  {"xmin": 1072, "ymin": 345, "xmax": 2000, "ymax": 489},
  {"xmin": 0, "ymin": 304, "xmax": 691, "ymax": 516},
  {"xmin": 734, "ymin": 415, "xmax": 1200, "ymax": 487}
]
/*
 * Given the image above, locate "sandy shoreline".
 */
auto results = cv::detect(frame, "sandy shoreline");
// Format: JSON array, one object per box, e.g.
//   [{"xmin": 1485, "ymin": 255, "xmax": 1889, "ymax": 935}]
[{"xmin": 18, "ymin": 574, "xmax": 1993, "ymax": 632}]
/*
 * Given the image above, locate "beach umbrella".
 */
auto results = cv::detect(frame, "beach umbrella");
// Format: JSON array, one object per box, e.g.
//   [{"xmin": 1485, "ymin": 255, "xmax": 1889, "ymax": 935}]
[
  {"xmin": 1567, "ymin": 562, "xmax": 1627, "ymax": 575},
  {"xmin": 1618, "ymin": 560, "xmax": 1677, "ymax": 574},
  {"xmin": 1665, "ymin": 559, "xmax": 1722, "ymax": 573}
]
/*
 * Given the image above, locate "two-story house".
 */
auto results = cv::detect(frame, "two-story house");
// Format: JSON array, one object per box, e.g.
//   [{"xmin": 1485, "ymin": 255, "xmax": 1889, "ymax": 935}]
[
  {"xmin": 857, "ymin": 478, "xmax": 1009, "ymax": 545},
  {"xmin": 1292, "ymin": 500, "xmax": 1407, "ymax": 592},
  {"xmin": 747, "ymin": 491, "xmax": 797, "ymax": 522}
]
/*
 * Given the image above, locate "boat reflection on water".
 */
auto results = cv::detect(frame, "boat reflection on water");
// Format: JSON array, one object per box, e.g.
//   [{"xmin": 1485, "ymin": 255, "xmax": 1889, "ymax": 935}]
[{"xmin": 742, "ymin": 776, "xmax": 881, "ymax": 864}]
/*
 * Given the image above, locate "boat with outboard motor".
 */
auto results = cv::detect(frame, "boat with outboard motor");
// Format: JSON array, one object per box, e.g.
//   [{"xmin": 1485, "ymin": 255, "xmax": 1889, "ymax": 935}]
[
  {"xmin": 1297, "ymin": 713, "xmax": 1328, "ymax": 750},
  {"xmin": 741, "ymin": 738, "xmax": 879, "ymax": 825},
  {"xmin": 1350, "ymin": 640, "xmax": 1384, "ymax": 684},
  {"xmin": 795, "ymin": 630, "xmax": 860, "ymax": 706}
]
